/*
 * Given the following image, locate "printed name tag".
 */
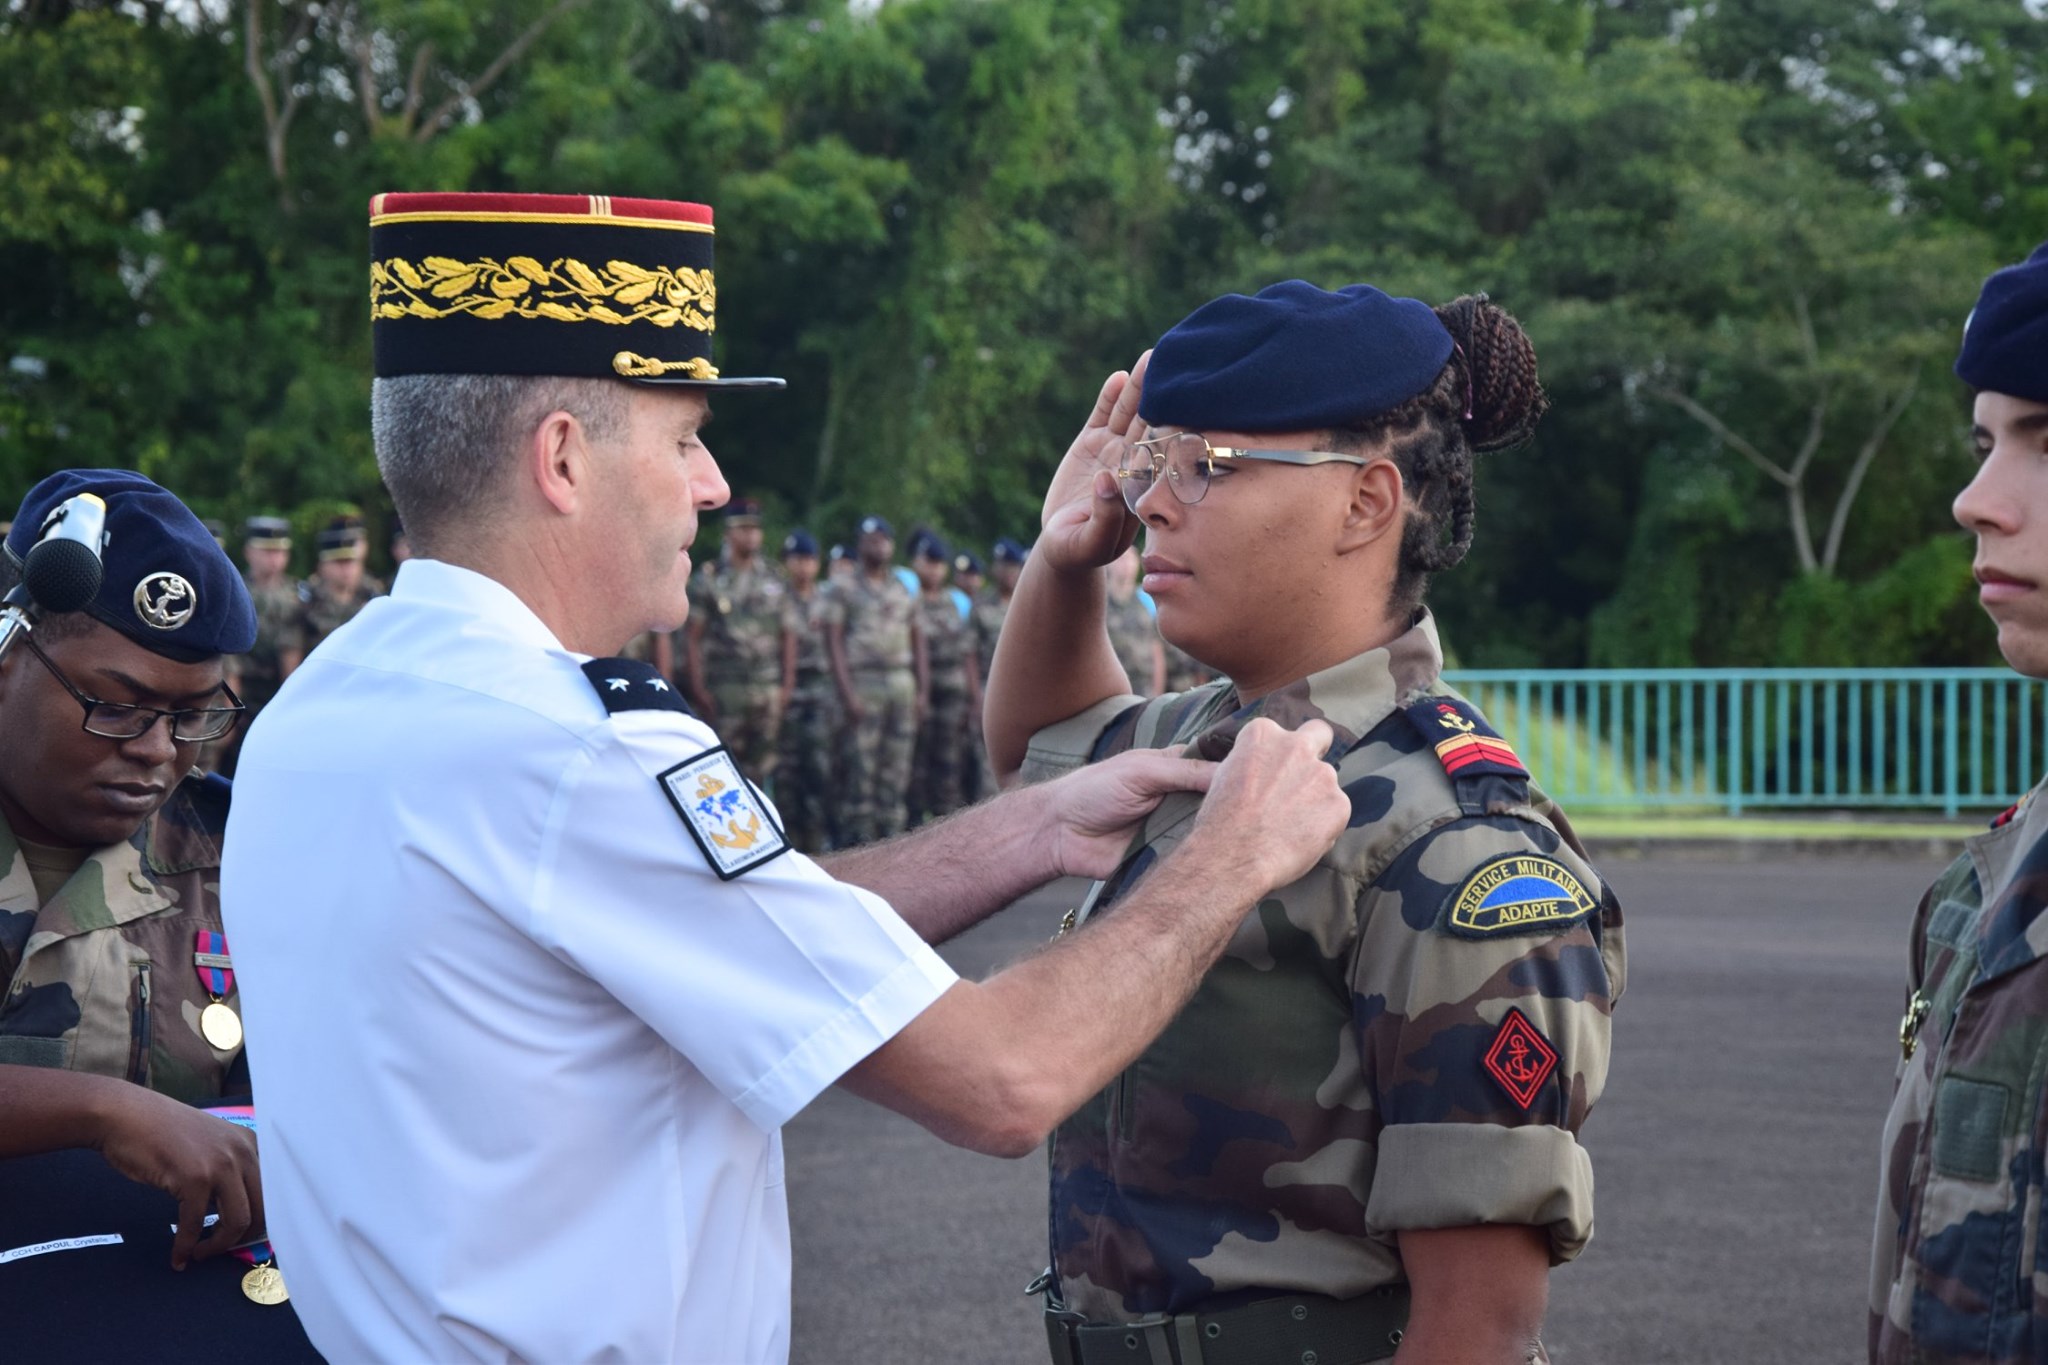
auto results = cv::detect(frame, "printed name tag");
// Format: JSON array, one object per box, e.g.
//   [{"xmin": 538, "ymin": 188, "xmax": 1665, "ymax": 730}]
[{"xmin": 658, "ymin": 746, "xmax": 791, "ymax": 880}]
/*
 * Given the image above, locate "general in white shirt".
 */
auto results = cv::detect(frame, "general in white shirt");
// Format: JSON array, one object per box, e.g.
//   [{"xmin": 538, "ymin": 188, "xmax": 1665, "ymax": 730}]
[{"xmin": 223, "ymin": 559, "xmax": 957, "ymax": 1364}]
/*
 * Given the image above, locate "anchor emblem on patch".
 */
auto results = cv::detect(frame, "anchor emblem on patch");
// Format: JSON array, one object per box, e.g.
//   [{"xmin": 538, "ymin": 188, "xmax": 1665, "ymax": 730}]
[{"xmin": 658, "ymin": 745, "xmax": 789, "ymax": 880}]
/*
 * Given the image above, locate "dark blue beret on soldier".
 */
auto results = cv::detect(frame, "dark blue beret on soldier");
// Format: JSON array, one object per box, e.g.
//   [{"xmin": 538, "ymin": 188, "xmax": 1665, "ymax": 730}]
[
  {"xmin": 908, "ymin": 530, "xmax": 949, "ymax": 562},
  {"xmin": 859, "ymin": 515, "xmax": 893, "ymax": 538},
  {"xmin": 723, "ymin": 498, "xmax": 763, "ymax": 525},
  {"xmin": 1141, "ymin": 279, "xmax": 1455, "ymax": 432},
  {"xmin": 953, "ymin": 550, "xmax": 984, "ymax": 576},
  {"xmin": 782, "ymin": 529, "xmax": 819, "ymax": 558},
  {"xmin": 992, "ymin": 537, "xmax": 1028, "ymax": 565},
  {"xmin": 5, "ymin": 469, "xmax": 257, "ymax": 662},
  {"xmin": 1958, "ymin": 241, "xmax": 2048, "ymax": 404}
]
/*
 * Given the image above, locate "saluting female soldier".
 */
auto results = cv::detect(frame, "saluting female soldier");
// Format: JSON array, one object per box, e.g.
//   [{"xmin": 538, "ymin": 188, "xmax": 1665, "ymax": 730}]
[{"xmin": 987, "ymin": 282, "xmax": 1626, "ymax": 1363}]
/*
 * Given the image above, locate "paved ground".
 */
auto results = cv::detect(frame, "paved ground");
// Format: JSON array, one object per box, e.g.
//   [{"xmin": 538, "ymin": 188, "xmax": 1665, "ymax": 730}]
[{"xmin": 787, "ymin": 853, "xmax": 1945, "ymax": 1364}]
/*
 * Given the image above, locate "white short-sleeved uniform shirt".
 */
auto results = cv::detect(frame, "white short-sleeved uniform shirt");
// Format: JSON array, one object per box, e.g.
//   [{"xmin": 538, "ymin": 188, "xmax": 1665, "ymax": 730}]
[{"xmin": 222, "ymin": 560, "xmax": 956, "ymax": 1364}]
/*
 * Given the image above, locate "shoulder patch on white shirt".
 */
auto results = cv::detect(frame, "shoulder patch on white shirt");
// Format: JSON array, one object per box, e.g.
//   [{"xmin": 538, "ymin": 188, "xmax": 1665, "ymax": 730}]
[{"xmin": 658, "ymin": 747, "xmax": 791, "ymax": 880}]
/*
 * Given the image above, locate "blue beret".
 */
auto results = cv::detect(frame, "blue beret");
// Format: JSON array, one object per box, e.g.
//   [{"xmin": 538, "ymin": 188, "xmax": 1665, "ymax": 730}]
[
  {"xmin": 782, "ymin": 528, "xmax": 819, "ymax": 557},
  {"xmin": 908, "ymin": 529, "xmax": 949, "ymax": 561},
  {"xmin": 992, "ymin": 537, "xmax": 1028, "ymax": 565},
  {"xmin": 723, "ymin": 497, "xmax": 763, "ymax": 524},
  {"xmin": 1958, "ymin": 242, "xmax": 2048, "ymax": 404},
  {"xmin": 6, "ymin": 470, "xmax": 256, "ymax": 661},
  {"xmin": 858, "ymin": 515, "xmax": 893, "ymax": 538},
  {"xmin": 953, "ymin": 551, "xmax": 985, "ymax": 575},
  {"xmin": 1141, "ymin": 280, "xmax": 1454, "ymax": 433}
]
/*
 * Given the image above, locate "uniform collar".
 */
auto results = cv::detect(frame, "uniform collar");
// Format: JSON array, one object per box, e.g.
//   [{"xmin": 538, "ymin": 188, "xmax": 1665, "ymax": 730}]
[
  {"xmin": 0, "ymin": 798, "xmax": 185, "ymax": 948},
  {"xmin": 1182, "ymin": 610, "xmax": 1445, "ymax": 762},
  {"xmin": 390, "ymin": 558, "xmax": 572, "ymax": 655},
  {"xmin": 1967, "ymin": 779, "xmax": 2048, "ymax": 981}
]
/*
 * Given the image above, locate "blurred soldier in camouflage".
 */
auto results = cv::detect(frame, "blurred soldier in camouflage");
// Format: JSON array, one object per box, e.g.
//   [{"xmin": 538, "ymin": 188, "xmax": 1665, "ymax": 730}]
[
  {"xmin": 0, "ymin": 470, "xmax": 264, "ymax": 1269},
  {"xmin": 219, "ymin": 515, "xmax": 303, "ymax": 777},
  {"xmin": 681, "ymin": 498, "xmax": 789, "ymax": 785},
  {"xmin": 965, "ymin": 537, "xmax": 1026, "ymax": 801},
  {"xmin": 827, "ymin": 516, "xmax": 925, "ymax": 844},
  {"xmin": 1102, "ymin": 545, "xmax": 1164, "ymax": 696},
  {"xmin": 775, "ymin": 529, "xmax": 838, "ymax": 852},
  {"xmin": 988, "ymin": 283, "xmax": 1624, "ymax": 1363},
  {"xmin": 300, "ymin": 515, "xmax": 383, "ymax": 653},
  {"xmin": 1873, "ymin": 242, "xmax": 2048, "ymax": 1365},
  {"xmin": 907, "ymin": 530, "xmax": 978, "ymax": 824}
]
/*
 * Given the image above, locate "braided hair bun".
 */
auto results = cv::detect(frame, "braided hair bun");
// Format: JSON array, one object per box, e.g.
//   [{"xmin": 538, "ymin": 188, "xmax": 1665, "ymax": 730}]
[{"xmin": 1432, "ymin": 294, "xmax": 1547, "ymax": 452}]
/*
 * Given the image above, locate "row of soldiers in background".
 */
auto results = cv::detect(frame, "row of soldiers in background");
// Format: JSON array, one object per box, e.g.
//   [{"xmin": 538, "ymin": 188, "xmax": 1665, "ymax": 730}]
[
  {"xmin": 673, "ymin": 501, "xmax": 1210, "ymax": 853},
  {"xmin": 215, "ymin": 514, "xmax": 393, "ymax": 775},
  {"xmin": 202, "ymin": 497, "xmax": 1207, "ymax": 848}
]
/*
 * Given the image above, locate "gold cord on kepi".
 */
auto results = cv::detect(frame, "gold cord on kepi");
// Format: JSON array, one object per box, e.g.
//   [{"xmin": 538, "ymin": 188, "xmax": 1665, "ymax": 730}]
[{"xmin": 368, "ymin": 192, "xmax": 782, "ymax": 390}]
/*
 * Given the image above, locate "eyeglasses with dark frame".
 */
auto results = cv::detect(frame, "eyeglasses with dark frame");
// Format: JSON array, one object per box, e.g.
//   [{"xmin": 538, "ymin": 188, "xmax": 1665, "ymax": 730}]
[
  {"xmin": 22, "ymin": 633, "xmax": 245, "ymax": 743},
  {"xmin": 1111, "ymin": 431, "xmax": 1371, "ymax": 513}
]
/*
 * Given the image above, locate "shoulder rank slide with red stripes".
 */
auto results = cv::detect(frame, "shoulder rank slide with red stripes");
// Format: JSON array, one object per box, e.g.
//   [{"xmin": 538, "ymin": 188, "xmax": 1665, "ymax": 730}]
[{"xmin": 1405, "ymin": 696, "xmax": 1528, "ymax": 781}]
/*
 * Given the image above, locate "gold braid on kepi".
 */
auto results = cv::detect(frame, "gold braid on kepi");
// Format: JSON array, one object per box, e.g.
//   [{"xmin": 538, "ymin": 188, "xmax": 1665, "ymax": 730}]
[{"xmin": 367, "ymin": 192, "xmax": 784, "ymax": 390}]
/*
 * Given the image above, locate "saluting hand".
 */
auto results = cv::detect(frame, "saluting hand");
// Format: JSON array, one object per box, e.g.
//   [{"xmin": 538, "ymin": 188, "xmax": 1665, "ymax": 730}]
[{"xmin": 1037, "ymin": 351, "xmax": 1151, "ymax": 574}]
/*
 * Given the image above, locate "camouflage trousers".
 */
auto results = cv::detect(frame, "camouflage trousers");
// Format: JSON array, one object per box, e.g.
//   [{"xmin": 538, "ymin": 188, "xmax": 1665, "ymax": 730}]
[
  {"xmin": 909, "ymin": 683, "xmax": 972, "ymax": 825},
  {"xmin": 776, "ymin": 680, "xmax": 839, "ymax": 853},
  {"xmin": 708, "ymin": 677, "xmax": 783, "ymax": 788},
  {"xmin": 837, "ymin": 669, "xmax": 916, "ymax": 846}
]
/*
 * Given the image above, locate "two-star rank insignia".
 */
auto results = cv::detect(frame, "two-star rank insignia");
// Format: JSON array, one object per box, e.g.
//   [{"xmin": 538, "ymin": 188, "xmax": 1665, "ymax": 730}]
[
  {"xmin": 581, "ymin": 658, "xmax": 694, "ymax": 715},
  {"xmin": 1483, "ymin": 1008, "xmax": 1558, "ymax": 1110}
]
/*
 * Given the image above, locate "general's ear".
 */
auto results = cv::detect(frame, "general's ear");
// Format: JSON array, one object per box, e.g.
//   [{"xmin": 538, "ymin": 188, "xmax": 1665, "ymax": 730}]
[
  {"xmin": 529, "ymin": 410, "xmax": 592, "ymax": 517},
  {"xmin": 1334, "ymin": 457, "xmax": 1405, "ymax": 555}
]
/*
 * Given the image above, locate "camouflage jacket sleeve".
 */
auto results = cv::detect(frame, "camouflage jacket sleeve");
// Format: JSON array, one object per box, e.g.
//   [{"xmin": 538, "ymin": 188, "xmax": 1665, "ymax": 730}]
[{"xmin": 1350, "ymin": 811, "xmax": 1622, "ymax": 1263}]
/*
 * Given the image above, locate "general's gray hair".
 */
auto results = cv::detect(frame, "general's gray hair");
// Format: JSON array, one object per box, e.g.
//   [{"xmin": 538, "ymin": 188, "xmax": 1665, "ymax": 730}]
[{"xmin": 371, "ymin": 374, "xmax": 628, "ymax": 550}]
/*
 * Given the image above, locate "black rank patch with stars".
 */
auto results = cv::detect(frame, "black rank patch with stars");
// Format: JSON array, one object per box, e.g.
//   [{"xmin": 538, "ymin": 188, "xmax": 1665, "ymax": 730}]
[{"xmin": 581, "ymin": 658, "xmax": 696, "ymax": 716}]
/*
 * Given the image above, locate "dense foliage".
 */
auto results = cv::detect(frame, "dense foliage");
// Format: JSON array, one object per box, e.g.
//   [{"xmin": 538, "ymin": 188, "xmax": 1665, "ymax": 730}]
[{"xmin": 3, "ymin": 0, "xmax": 2039, "ymax": 665}]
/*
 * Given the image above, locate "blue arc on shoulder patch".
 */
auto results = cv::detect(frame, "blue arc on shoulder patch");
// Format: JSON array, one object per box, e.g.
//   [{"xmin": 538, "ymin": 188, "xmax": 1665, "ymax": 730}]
[{"xmin": 1442, "ymin": 854, "xmax": 1597, "ymax": 938}]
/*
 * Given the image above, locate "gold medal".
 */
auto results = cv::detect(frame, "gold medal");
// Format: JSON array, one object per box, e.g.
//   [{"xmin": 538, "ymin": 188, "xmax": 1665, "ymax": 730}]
[
  {"xmin": 241, "ymin": 1261, "xmax": 289, "ymax": 1306},
  {"xmin": 200, "ymin": 1001, "xmax": 244, "ymax": 1051}
]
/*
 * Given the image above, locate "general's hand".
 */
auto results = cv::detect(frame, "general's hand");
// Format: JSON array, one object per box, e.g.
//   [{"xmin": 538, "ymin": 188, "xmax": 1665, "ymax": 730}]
[
  {"xmin": 93, "ymin": 1085, "xmax": 263, "ymax": 1269},
  {"xmin": 1043, "ymin": 747, "xmax": 1217, "ymax": 879},
  {"xmin": 1037, "ymin": 352, "xmax": 1151, "ymax": 574},
  {"xmin": 1187, "ymin": 718, "xmax": 1348, "ymax": 892}
]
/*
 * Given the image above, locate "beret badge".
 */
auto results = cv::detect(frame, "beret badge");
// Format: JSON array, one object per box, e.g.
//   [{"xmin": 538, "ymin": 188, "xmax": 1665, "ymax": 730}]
[{"xmin": 133, "ymin": 572, "xmax": 198, "ymax": 631}]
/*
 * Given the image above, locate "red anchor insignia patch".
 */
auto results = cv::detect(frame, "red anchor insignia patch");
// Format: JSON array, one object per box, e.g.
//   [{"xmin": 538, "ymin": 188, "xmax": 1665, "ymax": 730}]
[{"xmin": 1483, "ymin": 1008, "xmax": 1558, "ymax": 1110}]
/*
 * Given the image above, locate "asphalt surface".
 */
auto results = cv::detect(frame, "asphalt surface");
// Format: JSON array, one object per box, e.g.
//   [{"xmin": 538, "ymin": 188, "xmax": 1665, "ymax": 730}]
[{"xmin": 786, "ymin": 853, "xmax": 1945, "ymax": 1365}]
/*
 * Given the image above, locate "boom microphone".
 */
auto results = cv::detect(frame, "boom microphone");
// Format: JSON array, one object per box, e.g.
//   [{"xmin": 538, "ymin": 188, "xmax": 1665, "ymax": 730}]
[
  {"xmin": 24, "ymin": 494, "xmax": 108, "ymax": 613},
  {"xmin": 0, "ymin": 493, "xmax": 109, "ymax": 664}
]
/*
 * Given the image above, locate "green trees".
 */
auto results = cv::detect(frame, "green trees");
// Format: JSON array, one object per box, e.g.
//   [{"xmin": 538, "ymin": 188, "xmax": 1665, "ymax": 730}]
[{"xmin": 2, "ymin": 0, "xmax": 2033, "ymax": 665}]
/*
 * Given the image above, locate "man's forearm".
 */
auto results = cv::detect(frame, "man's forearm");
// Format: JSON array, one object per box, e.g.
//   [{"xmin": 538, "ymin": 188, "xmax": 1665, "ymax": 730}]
[
  {"xmin": 818, "ymin": 783, "xmax": 1062, "ymax": 944},
  {"xmin": 983, "ymin": 554, "xmax": 1129, "ymax": 779}
]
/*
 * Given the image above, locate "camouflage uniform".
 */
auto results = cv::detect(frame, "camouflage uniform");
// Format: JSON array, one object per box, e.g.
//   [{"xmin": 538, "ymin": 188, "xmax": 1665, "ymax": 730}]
[
  {"xmin": 1870, "ymin": 785, "xmax": 2048, "ymax": 1363},
  {"xmin": 217, "ymin": 576, "xmax": 306, "ymax": 776},
  {"xmin": 684, "ymin": 557, "xmax": 787, "ymax": 785},
  {"xmin": 830, "ymin": 572, "xmax": 919, "ymax": 845},
  {"xmin": 910, "ymin": 590, "xmax": 974, "ymax": 824},
  {"xmin": 300, "ymin": 576, "xmax": 384, "ymax": 653},
  {"xmin": 965, "ymin": 591, "xmax": 1011, "ymax": 803},
  {"xmin": 1103, "ymin": 592, "xmax": 1160, "ymax": 696},
  {"xmin": 1020, "ymin": 612, "xmax": 1624, "ymax": 1326},
  {"xmin": 0, "ymin": 774, "xmax": 244, "ymax": 1103},
  {"xmin": 777, "ymin": 583, "xmax": 839, "ymax": 852}
]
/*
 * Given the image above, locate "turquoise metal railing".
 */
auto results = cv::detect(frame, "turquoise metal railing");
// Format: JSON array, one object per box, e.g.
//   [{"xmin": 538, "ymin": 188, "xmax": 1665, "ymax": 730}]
[{"xmin": 1439, "ymin": 669, "xmax": 2047, "ymax": 817}]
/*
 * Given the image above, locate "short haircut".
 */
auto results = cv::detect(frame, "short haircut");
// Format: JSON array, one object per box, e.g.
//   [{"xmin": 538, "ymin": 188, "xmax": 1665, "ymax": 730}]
[{"xmin": 371, "ymin": 374, "xmax": 628, "ymax": 551}]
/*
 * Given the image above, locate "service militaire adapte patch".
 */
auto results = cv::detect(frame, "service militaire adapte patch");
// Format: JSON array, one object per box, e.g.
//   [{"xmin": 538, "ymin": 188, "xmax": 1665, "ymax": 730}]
[
  {"xmin": 1442, "ymin": 853, "xmax": 1597, "ymax": 939},
  {"xmin": 657, "ymin": 746, "xmax": 790, "ymax": 881}
]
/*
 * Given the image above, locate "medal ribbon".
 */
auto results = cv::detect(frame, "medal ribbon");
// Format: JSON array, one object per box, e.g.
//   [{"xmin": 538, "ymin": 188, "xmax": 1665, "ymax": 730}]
[{"xmin": 193, "ymin": 930, "xmax": 234, "ymax": 999}]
